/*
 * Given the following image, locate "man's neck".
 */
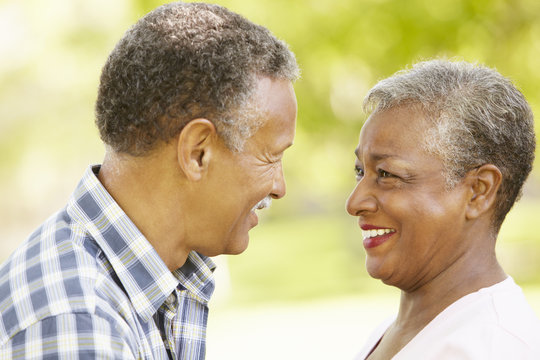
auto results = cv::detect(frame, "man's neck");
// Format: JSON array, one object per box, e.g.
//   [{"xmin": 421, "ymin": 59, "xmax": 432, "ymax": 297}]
[{"xmin": 97, "ymin": 149, "xmax": 191, "ymax": 271}]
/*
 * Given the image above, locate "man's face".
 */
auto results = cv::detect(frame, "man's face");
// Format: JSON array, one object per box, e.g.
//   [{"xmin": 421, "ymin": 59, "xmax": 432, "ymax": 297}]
[{"xmin": 191, "ymin": 77, "xmax": 297, "ymax": 256}]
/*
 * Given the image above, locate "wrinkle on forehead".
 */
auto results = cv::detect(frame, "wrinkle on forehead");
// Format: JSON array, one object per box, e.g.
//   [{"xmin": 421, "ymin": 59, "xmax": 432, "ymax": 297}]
[
  {"xmin": 354, "ymin": 148, "xmax": 401, "ymax": 161},
  {"xmin": 355, "ymin": 105, "xmax": 436, "ymax": 165}
]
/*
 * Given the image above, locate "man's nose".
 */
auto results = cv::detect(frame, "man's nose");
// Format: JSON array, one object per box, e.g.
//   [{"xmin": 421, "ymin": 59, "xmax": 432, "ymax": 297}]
[
  {"xmin": 346, "ymin": 180, "xmax": 378, "ymax": 216},
  {"xmin": 270, "ymin": 162, "xmax": 286, "ymax": 199}
]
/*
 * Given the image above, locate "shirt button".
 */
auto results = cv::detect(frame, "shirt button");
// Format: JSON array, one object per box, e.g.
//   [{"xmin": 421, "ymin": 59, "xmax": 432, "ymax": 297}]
[{"xmin": 166, "ymin": 293, "xmax": 175, "ymax": 305}]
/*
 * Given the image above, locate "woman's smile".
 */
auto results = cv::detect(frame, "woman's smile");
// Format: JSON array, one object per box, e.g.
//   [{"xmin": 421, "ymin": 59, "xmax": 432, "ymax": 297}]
[{"xmin": 361, "ymin": 225, "xmax": 396, "ymax": 248}]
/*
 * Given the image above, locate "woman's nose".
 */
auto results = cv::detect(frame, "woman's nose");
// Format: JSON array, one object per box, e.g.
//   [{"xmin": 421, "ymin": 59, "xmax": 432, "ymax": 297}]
[{"xmin": 346, "ymin": 180, "xmax": 378, "ymax": 216}]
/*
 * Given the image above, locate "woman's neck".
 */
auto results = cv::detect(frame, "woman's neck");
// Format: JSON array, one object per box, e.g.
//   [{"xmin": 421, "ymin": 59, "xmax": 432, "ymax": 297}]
[{"xmin": 396, "ymin": 246, "xmax": 506, "ymax": 331}]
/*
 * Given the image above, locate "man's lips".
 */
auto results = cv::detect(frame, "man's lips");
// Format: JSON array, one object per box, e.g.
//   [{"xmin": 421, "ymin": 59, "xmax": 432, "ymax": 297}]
[
  {"xmin": 249, "ymin": 197, "xmax": 272, "ymax": 228},
  {"xmin": 249, "ymin": 210, "xmax": 259, "ymax": 228}
]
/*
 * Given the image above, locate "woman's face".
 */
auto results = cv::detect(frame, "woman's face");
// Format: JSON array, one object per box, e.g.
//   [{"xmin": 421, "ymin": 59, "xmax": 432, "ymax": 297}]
[{"xmin": 346, "ymin": 105, "xmax": 473, "ymax": 291}]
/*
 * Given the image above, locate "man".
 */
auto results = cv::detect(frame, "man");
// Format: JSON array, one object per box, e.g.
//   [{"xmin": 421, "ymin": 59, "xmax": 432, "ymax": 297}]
[{"xmin": 0, "ymin": 2, "xmax": 298, "ymax": 359}]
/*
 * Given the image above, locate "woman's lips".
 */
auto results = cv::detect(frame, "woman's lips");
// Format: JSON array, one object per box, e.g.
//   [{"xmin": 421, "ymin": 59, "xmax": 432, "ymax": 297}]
[
  {"xmin": 360, "ymin": 225, "xmax": 396, "ymax": 249},
  {"xmin": 363, "ymin": 232, "xmax": 395, "ymax": 248}
]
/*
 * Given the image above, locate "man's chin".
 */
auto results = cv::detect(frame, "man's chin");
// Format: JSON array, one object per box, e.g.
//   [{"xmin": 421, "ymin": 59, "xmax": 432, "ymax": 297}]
[
  {"xmin": 225, "ymin": 238, "xmax": 250, "ymax": 255},
  {"xmin": 201, "ymin": 235, "xmax": 250, "ymax": 257}
]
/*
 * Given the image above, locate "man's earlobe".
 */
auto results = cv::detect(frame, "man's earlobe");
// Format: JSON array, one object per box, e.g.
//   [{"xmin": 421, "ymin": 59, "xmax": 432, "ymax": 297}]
[
  {"xmin": 466, "ymin": 164, "xmax": 502, "ymax": 220},
  {"xmin": 177, "ymin": 119, "xmax": 217, "ymax": 181}
]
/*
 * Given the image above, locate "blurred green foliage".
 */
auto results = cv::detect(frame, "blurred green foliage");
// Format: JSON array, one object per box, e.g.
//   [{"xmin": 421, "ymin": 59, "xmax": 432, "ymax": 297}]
[{"xmin": 1, "ymin": 0, "xmax": 540, "ymax": 305}]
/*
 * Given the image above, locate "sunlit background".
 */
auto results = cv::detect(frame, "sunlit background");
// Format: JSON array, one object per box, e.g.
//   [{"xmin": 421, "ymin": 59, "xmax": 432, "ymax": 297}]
[{"xmin": 1, "ymin": 0, "xmax": 540, "ymax": 358}]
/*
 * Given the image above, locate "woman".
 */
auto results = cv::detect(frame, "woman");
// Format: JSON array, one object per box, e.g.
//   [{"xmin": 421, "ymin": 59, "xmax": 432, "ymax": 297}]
[{"xmin": 346, "ymin": 60, "xmax": 540, "ymax": 359}]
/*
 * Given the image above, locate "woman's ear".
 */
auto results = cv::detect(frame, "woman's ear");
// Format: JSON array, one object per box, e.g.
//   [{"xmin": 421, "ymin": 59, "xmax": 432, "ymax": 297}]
[
  {"xmin": 465, "ymin": 164, "xmax": 502, "ymax": 220},
  {"xmin": 176, "ymin": 119, "xmax": 217, "ymax": 181}
]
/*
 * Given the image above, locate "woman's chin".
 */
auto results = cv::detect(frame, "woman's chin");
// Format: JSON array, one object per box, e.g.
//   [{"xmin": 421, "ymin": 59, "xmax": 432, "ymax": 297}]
[{"xmin": 366, "ymin": 259, "xmax": 394, "ymax": 284}]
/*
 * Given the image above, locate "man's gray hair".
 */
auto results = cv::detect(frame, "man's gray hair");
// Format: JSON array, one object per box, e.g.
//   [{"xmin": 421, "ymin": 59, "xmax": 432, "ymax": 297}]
[
  {"xmin": 364, "ymin": 59, "xmax": 535, "ymax": 230},
  {"xmin": 95, "ymin": 2, "xmax": 299, "ymax": 155}
]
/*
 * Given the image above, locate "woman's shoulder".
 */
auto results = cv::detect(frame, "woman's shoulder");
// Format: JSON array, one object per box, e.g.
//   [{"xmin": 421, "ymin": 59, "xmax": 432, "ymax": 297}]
[
  {"xmin": 488, "ymin": 277, "xmax": 540, "ymax": 356},
  {"xmin": 397, "ymin": 277, "xmax": 540, "ymax": 359}
]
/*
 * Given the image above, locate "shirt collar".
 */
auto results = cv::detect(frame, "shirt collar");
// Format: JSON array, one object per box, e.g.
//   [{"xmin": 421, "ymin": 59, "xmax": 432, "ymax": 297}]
[
  {"xmin": 67, "ymin": 165, "xmax": 216, "ymax": 321},
  {"xmin": 173, "ymin": 251, "xmax": 216, "ymax": 303}
]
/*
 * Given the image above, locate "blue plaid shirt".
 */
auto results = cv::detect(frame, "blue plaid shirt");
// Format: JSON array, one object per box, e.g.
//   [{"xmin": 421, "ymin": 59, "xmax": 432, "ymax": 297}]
[{"xmin": 0, "ymin": 165, "xmax": 216, "ymax": 359}]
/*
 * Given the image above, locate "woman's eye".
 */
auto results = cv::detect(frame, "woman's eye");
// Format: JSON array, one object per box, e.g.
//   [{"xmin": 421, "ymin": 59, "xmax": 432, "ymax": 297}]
[{"xmin": 354, "ymin": 166, "xmax": 364, "ymax": 178}]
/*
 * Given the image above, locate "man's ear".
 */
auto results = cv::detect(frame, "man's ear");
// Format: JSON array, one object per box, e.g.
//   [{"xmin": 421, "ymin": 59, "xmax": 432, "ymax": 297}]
[
  {"xmin": 465, "ymin": 164, "xmax": 502, "ymax": 220},
  {"xmin": 177, "ymin": 119, "xmax": 217, "ymax": 181}
]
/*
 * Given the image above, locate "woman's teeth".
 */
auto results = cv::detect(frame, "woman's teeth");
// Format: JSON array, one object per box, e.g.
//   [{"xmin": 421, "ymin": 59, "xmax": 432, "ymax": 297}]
[{"xmin": 362, "ymin": 228, "xmax": 395, "ymax": 239}]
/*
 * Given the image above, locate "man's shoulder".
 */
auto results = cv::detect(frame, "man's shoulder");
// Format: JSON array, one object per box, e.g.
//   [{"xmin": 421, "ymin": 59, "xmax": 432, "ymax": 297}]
[
  {"xmin": 0, "ymin": 207, "xmax": 101, "ymax": 282},
  {"xmin": 0, "ymin": 208, "xmax": 132, "ymax": 346}
]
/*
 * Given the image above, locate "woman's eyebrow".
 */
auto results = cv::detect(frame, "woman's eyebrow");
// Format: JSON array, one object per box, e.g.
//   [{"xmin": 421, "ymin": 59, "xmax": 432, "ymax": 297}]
[{"xmin": 354, "ymin": 148, "xmax": 399, "ymax": 162}]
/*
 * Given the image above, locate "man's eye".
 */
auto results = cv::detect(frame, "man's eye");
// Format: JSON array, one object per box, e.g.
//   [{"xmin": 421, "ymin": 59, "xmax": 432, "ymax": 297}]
[{"xmin": 354, "ymin": 166, "xmax": 364, "ymax": 178}]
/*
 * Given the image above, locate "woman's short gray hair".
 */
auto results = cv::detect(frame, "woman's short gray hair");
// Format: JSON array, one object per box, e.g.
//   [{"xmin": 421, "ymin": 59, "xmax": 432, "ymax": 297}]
[
  {"xmin": 364, "ymin": 59, "xmax": 535, "ymax": 230},
  {"xmin": 95, "ymin": 2, "xmax": 299, "ymax": 156}
]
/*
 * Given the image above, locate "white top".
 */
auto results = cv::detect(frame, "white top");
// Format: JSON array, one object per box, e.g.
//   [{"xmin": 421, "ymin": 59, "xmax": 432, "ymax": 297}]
[{"xmin": 355, "ymin": 277, "xmax": 540, "ymax": 359}]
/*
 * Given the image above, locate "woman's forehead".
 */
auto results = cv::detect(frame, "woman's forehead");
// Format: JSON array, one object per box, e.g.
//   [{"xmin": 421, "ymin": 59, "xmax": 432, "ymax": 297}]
[{"xmin": 358, "ymin": 106, "xmax": 429, "ymax": 152}]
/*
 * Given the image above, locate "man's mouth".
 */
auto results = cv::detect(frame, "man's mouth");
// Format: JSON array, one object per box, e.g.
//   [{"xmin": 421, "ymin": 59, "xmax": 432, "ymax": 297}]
[{"xmin": 252, "ymin": 196, "xmax": 272, "ymax": 211}]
